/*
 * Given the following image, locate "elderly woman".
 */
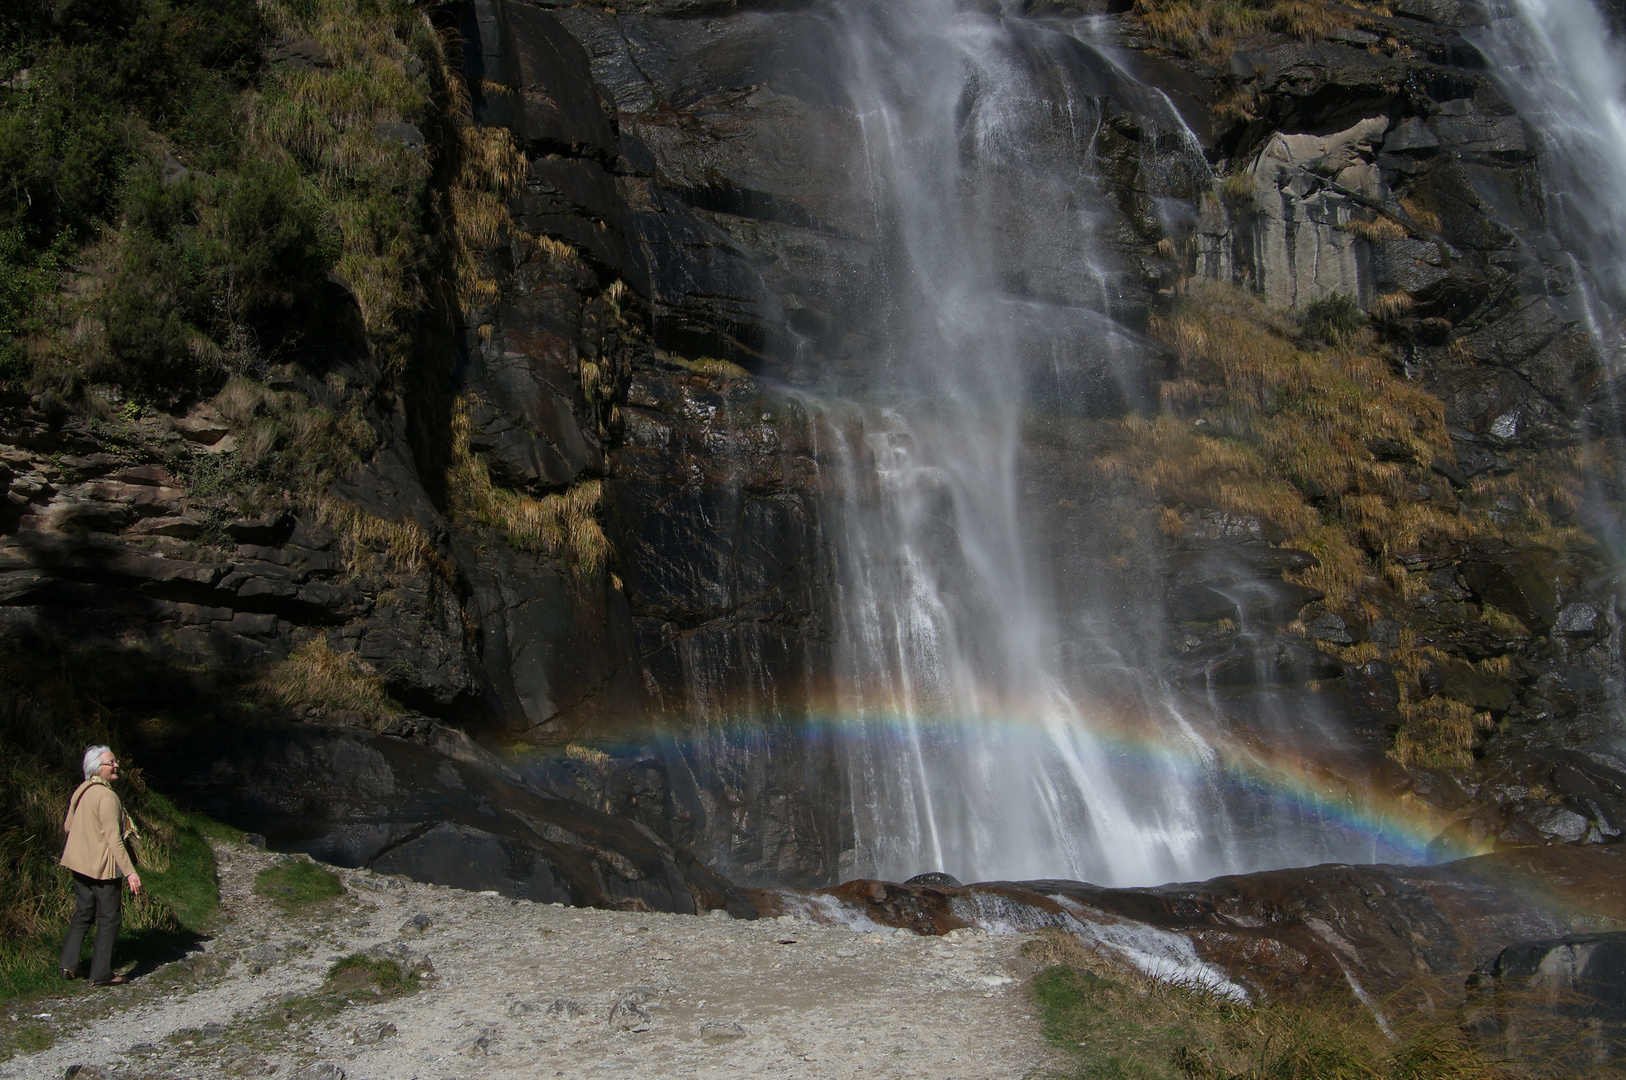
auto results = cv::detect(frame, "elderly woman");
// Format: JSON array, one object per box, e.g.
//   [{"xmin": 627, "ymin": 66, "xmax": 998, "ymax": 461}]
[{"xmin": 59, "ymin": 745, "xmax": 142, "ymax": 986}]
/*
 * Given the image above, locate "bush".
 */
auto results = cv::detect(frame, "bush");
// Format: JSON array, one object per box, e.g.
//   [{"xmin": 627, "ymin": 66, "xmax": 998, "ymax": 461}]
[
  {"xmin": 1300, "ymin": 292, "xmax": 1366, "ymax": 345},
  {"xmin": 0, "ymin": 227, "xmax": 68, "ymax": 384}
]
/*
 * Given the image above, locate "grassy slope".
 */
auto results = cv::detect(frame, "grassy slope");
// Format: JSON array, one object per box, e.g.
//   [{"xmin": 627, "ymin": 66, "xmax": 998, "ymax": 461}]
[
  {"xmin": 1022, "ymin": 929, "xmax": 1613, "ymax": 1080},
  {"xmin": 1079, "ymin": 282, "xmax": 1615, "ymax": 769}
]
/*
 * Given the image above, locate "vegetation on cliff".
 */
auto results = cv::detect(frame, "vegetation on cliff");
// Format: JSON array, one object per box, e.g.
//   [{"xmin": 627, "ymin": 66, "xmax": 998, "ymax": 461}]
[
  {"xmin": 0, "ymin": 0, "xmax": 457, "ymax": 990},
  {"xmin": 1086, "ymin": 282, "xmax": 1614, "ymax": 770}
]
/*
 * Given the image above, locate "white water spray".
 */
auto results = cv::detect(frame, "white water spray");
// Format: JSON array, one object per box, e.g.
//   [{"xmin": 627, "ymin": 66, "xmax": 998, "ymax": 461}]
[
  {"xmin": 805, "ymin": 0, "xmax": 1245, "ymax": 885},
  {"xmin": 1477, "ymin": 0, "xmax": 1626, "ymax": 359}
]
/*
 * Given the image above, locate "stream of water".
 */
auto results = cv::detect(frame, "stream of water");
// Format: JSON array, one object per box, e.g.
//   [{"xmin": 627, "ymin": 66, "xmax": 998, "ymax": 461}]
[
  {"xmin": 1477, "ymin": 0, "xmax": 1626, "ymax": 364},
  {"xmin": 799, "ymin": 0, "xmax": 1378, "ymax": 885}
]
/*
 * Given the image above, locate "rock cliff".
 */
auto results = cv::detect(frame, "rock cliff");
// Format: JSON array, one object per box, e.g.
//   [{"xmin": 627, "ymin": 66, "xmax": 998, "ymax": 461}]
[{"xmin": 2, "ymin": 0, "xmax": 1623, "ymax": 908}]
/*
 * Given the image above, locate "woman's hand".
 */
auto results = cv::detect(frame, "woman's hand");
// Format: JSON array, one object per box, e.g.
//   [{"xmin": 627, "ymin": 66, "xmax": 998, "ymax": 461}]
[{"xmin": 127, "ymin": 872, "xmax": 141, "ymax": 894}]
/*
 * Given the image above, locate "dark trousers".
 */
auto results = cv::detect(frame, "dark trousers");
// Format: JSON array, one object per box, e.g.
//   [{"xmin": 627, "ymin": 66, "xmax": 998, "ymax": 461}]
[{"xmin": 59, "ymin": 872, "xmax": 122, "ymax": 982}]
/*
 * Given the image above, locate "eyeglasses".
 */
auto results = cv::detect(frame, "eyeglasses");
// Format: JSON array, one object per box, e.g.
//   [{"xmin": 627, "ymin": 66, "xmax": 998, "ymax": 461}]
[{"xmin": 100, "ymin": 760, "xmax": 119, "ymax": 768}]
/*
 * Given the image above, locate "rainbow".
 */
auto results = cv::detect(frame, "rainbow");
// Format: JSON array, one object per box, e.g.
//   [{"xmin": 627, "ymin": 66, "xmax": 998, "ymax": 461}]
[{"xmin": 507, "ymin": 687, "xmax": 1491, "ymax": 882}]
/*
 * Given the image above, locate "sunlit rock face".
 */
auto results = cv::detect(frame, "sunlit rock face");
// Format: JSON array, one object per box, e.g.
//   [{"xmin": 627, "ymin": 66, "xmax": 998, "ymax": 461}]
[{"xmin": 407, "ymin": 0, "xmax": 1626, "ymax": 888}]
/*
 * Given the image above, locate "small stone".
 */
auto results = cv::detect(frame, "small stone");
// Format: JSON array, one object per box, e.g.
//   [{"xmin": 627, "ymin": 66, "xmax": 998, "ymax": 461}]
[
  {"xmin": 547, "ymin": 998, "xmax": 587, "ymax": 1019},
  {"xmin": 610, "ymin": 994, "xmax": 654, "ymax": 1031},
  {"xmin": 245, "ymin": 943, "xmax": 286, "ymax": 974},
  {"xmin": 172, "ymin": 406, "xmax": 230, "ymax": 445},
  {"xmin": 293, "ymin": 1065, "xmax": 345, "ymax": 1080},
  {"xmin": 63, "ymin": 1067, "xmax": 109, "ymax": 1080},
  {"xmin": 373, "ymin": 121, "xmax": 425, "ymax": 152},
  {"xmin": 700, "ymin": 1021, "xmax": 747, "ymax": 1045},
  {"xmin": 353, "ymin": 1020, "xmax": 397, "ymax": 1045},
  {"xmin": 399, "ymin": 913, "xmax": 433, "ymax": 935},
  {"xmin": 507, "ymin": 1000, "xmax": 539, "ymax": 1017},
  {"xmin": 1554, "ymin": 603, "xmax": 1600, "ymax": 636}
]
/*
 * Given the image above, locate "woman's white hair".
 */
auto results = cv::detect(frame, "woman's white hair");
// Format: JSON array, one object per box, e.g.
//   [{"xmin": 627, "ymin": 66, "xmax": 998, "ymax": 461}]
[{"xmin": 81, "ymin": 745, "xmax": 113, "ymax": 781}]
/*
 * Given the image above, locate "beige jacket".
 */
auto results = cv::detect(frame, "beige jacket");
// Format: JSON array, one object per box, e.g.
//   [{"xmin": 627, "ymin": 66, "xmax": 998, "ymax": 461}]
[{"xmin": 60, "ymin": 779, "xmax": 136, "ymax": 881}]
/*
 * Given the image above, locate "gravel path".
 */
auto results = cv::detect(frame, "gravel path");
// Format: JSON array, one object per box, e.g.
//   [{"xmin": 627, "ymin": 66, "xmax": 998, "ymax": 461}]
[{"xmin": 6, "ymin": 843, "xmax": 1062, "ymax": 1079}]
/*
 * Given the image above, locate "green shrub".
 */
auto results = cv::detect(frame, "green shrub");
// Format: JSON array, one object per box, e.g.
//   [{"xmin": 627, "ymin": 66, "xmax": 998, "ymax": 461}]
[{"xmin": 0, "ymin": 226, "xmax": 68, "ymax": 383}]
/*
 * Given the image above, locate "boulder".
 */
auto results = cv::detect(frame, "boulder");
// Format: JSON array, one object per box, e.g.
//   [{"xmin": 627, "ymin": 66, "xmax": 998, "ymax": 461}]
[{"xmin": 1467, "ymin": 933, "xmax": 1626, "ymax": 1068}]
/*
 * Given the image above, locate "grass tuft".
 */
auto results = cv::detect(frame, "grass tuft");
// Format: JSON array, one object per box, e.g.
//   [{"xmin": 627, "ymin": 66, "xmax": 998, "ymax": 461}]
[
  {"xmin": 327, "ymin": 954, "xmax": 418, "ymax": 996},
  {"xmin": 317, "ymin": 498, "xmax": 453, "ymax": 582},
  {"xmin": 446, "ymin": 400, "xmax": 611, "ymax": 577},
  {"xmin": 253, "ymin": 858, "xmax": 344, "ymax": 911},
  {"xmin": 253, "ymin": 637, "xmax": 404, "ymax": 724}
]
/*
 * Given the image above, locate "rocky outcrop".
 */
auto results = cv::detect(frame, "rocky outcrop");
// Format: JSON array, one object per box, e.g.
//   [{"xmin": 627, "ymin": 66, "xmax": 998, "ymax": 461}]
[
  {"xmin": 754, "ymin": 845, "xmax": 1625, "ymax": 1009},
  {"xmin": 0, "ymin": 389, "xmax": 481, "ymax": 716},
  {"xmin": 141, "ymin": 718, "xmax": 757, "ymax": 917},
  {"xmin": 1467, "ymin": 931, "xmax": 1626, "ymax": 1068}
]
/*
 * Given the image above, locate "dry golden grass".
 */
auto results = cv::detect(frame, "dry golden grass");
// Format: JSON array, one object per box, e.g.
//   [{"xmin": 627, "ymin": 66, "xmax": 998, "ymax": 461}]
[
  {"xmin": 1344, "ymin": 215, "xmax": 1411, "ymax": 242},
  {"xmin": 1131, "ymin": 0, "xmax": 1384, "ymax": 61},
  {"xmin": 248, "ymin": 0, "xmax": 443, "ymax": 373},
  {"xmin": 446, "ymin": 400, "xmax": 611, "ymax": 577},
  {"xmin": 1370, "ymin": 291, "xmax": 1416, "ymax": 319},
  {"xmin": 1093, "ymin": 282, "xmax": 1607, "ymax": 766},
  {"xmin": 316, "ymin": 499, "xmax": 453, "ymax": 582},
  {"xmin": 1399, "ymin": 194, "xmax": 1443, "ymax": 234},
  {"xmin": 254, "ymin": 637, "xmax": 402, "ymax": 721},
  {"xmin": 1025, "ymin": 926, "xmax": 1510, "ymax": 1080}
]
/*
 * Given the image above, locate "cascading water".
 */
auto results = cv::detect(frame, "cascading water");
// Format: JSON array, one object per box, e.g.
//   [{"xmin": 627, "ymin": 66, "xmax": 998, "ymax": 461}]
[
  {"xmin": 790, "ymin": 0, "xmax": 1385, "ymax": 885},
  {"xmin": 1475, "ymin": 0, "xmax": 1626, "ymax": 365}
]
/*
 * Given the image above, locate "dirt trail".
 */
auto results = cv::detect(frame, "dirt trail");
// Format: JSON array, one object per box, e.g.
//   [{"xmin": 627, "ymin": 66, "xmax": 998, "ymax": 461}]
[{"xmin": 5, "ymin": 842, "xmax": 1062, "ymax": 1079}]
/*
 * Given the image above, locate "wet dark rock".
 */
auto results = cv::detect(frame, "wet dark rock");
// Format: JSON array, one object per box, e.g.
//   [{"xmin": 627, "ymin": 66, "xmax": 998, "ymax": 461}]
[
  {"xmin": 904, "ymin": 872, "xmax": 963, "ymax": 888},
  {"xmin": 1196, "ymin": 642, "xmax": 1345, "ymax": 687},
  {"xmin": 1307, "ymin": 611, "xmax": 1352, "ymax": 645},
  {"xmin": 138, "ymin": 722, "xmax": 759, "ymax": 918},
  {"xmin": 754, "ymin": 846, "xmax": 1625, "ymax": 1006},
  {"xmin": 1467, "ymin": 933, "xmax": 1626, "ymax": 1068},
  {"xmin": 1460, "ymin": 553, "xmax": 1560, "ymax": 630}
]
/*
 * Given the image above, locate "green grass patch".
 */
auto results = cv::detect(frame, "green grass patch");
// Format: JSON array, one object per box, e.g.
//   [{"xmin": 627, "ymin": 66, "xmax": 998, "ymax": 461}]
[
  {"xmin": 327, "ymin": 954, "xmax": 418, "ymax": 996},
  {"xmin": 1, "ymin": 1021, "xmax": 55, "ymax": 1059},
  {"xmin": 253, "ymin": 859, "xmax": 344, "ymax": 911},
  {"xmin": 135, "ymin": 793, "xmax": 227, "ymax": 934},
  {"xmin": 270, "ymin": 955, "xmax": 419, "ymax": 1029}
]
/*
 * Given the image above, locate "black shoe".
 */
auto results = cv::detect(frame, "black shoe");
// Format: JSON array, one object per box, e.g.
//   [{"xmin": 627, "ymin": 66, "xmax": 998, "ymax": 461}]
[
  {"xmin": 60, "ymin": 968, "xmax": 77, "ymax": 980},
  {"xmin": 91, "ymin": 974, "xmax": 129, "ymax": 986}
]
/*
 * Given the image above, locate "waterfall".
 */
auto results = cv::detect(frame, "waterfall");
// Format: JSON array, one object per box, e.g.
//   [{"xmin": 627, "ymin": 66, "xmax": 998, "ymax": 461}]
[
  {"xmin": 792, "ymin": 0, "xmax": 1374, "ymax": 885},
  {"xmin": 1476, "ymin": 0, "xmax": 1626, "ymax": 361},
  {"xmin": 1473, "ymin": 0, "xmax": 1626, "ymax": 741}
]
